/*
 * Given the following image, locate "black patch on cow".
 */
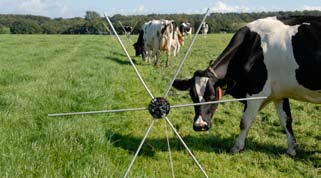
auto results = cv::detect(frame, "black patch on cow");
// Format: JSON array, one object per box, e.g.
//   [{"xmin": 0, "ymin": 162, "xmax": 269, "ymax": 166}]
[
  {"xmin": 172, "ymin": 21, "xmax": 176, "ymax": 38},
  {"xmin": 292, "ymin": 19, "xmax": 321, "ymax": 90},
  {"xmin": 179, "ymin": 23, "xmax": 191, "ymax": 35},
  {"xmin": 282, "ymin": 98, "xmax": 294, "ymax": 136},
  {"xmin": 278, "ymin": 16, "xmax": 321, "ymax": 26},
  {"xmin": 211, "ymin": 27, "xmax": 268, "ymax": 99},
  {"xmin": 161, "ymin": 25, "xmax": 167, "ymax": 35}
]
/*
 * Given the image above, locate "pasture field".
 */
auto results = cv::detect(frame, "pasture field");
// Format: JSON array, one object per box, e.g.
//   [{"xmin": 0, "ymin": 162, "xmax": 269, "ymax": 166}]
[{"xmin": 0, "ymin": 34, "xmax": 320, "ymax": 178}]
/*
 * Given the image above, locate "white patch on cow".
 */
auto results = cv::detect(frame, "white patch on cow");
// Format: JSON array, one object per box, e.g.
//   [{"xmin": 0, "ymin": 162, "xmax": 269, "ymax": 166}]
[
  {"xmin": 195, "ymin": 77, "xmax": 209, "ymax": 102},
  {"xmin": 195, "ymin": 116, "xmax": 207, "ymax": 127},
  {"xmin": 274, "ymin": 101, "xmax": 297, "ymax": 156},
  {"xmin": 247, "ymin": 17, "xmax": 321, "ymax": 103}
]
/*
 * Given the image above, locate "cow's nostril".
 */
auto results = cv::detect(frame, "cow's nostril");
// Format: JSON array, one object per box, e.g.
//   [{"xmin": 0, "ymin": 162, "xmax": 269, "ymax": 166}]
[
  {"xmin": 194, "ymin": 122, "xmax": 209, "ymax": 131},
  {"xmin": 203, "ymin": 125, "xmax": 209, "ymax": 131}
]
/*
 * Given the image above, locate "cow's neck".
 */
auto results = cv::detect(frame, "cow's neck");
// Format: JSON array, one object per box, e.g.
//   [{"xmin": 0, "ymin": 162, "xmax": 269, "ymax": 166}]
[
  {"xmin": 207, "ymin": 26, "xmax": 266, "ymax": 99},
  {"xmin": 207, "ymin": 27, "xmax": 250, "ymax": 79},
  {"xmin": 208, "ymin": 50, "xmax": 242, "ymax": 81},
  {"xmin": 207, "ymin": 58, "xmax": 248, "ymax": 99},
  {"xmin": 208, "ymin": 58, "xmax": 231, "ymax": 79},
  {"xmin": 206, "ymin": 27, "xmax": 257, "ymax": 98}
]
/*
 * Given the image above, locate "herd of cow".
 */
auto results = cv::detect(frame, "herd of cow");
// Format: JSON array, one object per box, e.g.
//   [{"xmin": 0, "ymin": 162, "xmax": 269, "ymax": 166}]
[
  {"xmin": 129, "ymin": 16, "xmax": 320, "ymax": 156},
  {"xmin": 133, "ymin": 20, "xmax": 208, "ymax": 66}
]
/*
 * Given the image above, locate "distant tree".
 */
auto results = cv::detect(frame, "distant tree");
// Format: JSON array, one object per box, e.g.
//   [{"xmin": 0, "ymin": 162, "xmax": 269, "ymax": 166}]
[
  {"xmin": 0, "ymin": 25, "xmax": 10, "ymax": 34},
  {"xmin": 85, "ymin": 11, "xmax": 101, "ymax": 21},
  {"xmin": 1, "ymin": 10, "xmax": 321, "ymax": 34},
  {"xmin": 10, "ymin": 20, "xmax": 43, "ymax": 34}
]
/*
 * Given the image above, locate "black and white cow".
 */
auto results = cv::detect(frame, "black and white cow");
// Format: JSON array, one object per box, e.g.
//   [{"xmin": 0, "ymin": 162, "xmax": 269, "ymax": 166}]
[
  {"xmin": 133, "ymin": 19, "xmax": 174, "ymax": 66},
  {"xmin": 179, "ymin": 22, "xmax": 192, "ymax": 37},
  {"xmin": 173, "ymin": 16, "xmax": 321, "ymax": 156},
  {"xmin": 201, "ymin": 22, "xmax": 209, "ymax": 38}
]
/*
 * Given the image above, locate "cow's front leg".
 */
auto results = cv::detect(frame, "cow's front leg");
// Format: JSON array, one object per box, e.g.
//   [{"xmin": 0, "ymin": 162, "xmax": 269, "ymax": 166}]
[
  {"xmin": 231, "ymin": 99, "xmax": 263, "ymax": 153},
  {"xmin": 274, "ymin": 99, "xmax": 297, "ymax": 156},
  {"xmin": 176, "ymin": 44, "xmax": 181, "ymax": 56},
  {"xmin": 142, "ymin": 50, "xmax": 146, "ymax": 62},
  {"xmin": 165, "ymin": 50, "xmax": 170, "ymax": 67},
  {"xmin": 146, "ymin": 49, "xmax": 151, "ymax": 63},
  {"xmin": 154, "ymin": 50, "xmax": 160, "ymax": 66}
]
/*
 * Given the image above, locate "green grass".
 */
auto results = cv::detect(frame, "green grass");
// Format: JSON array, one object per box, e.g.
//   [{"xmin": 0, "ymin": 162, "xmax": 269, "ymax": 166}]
[{"xmin": 0, "ymin": 34, "xmax": 320, "ymax": 178}]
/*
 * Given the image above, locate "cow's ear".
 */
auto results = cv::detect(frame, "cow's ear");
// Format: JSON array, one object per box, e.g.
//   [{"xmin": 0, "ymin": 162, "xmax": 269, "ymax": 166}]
[{"xmin": 173, "ymin": 79, "xmax": 192, "ymax": 91}]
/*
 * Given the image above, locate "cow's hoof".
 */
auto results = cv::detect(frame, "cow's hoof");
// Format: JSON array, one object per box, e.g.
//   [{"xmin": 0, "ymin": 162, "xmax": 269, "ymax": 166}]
[
  {"xmin": 286, "ymin": 146, "xmax": 297, "ymax": 157},
  {"xmin": 230, "ymin": 145, "xmax": 244, "ymax": 154},
  {"xmin": 286, "ymin": 149, "xmax": 296, "ymax": 156},
  {"xmin": 286, "ymin": 143, "xmax": 298, "ymax": 156}
]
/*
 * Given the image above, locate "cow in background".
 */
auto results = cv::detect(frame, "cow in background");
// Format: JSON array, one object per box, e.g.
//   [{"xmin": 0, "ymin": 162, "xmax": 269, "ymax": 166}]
[
  {"xmin": 171, "ymin": 27, "xmax": 184, "ymax": 57},
  {"xmin": 133, "ymin": 19, "xmax": 175, "ymax": 66},
  {"xmin": 201, "ymin": 22, "xmax": 209, "ymax": 38},
  {"xmin": 123, "ymin": 25, "xmax": 134, "ymax": 41},
  {"xmin": 179, "ymin": 22, "xmax": 192, "ymax": 37},
  {"xmin": 124, "ymin": 26, "xmax": 133, "ymax": 33}
]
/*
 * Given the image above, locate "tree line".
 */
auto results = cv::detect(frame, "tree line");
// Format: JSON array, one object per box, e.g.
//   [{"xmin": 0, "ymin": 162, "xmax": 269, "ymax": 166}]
[{"xmin": 0, "ymin": 10, "xmax": 320, "ymax": 34}]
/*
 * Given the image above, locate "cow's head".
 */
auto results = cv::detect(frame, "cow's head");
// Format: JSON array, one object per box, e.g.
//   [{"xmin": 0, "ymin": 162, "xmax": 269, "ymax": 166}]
[
  {"xmin": 133, "ymin": 42, "xmax": 144, "ymax": 56},
  {"xmin": 173, "ymin": 69, "xmax": 233, "ymax": 131},
  {"xmin": 173, "ymin": 26, "xmax": 263, "ymax": 131},
  {"xmin": 133, "ymin": 30, "xmax": 145, "ymax": 57}
]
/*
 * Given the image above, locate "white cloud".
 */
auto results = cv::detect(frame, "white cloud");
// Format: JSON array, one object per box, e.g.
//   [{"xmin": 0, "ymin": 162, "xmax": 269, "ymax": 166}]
[
  {"xmin": 19, "ymin": 0, "xmax": 71, "ymax": 17},
  {"xmin": 0, "ymin": 0, "xmax": 75, "ymax": 18},
  {"xmin": 303, "ymin": 5, "xmax": 321, "ymax": 11},
  {"xmin": 18, "ymin": 0, "xmax": 46, "ymax": 14},
  {"xmin": 133, "ymin": 5, "xmax": 145, "ymax": 14},
  {"xmin": 210, "ymin": 1, "xmax": 250, "ymax": 13}
]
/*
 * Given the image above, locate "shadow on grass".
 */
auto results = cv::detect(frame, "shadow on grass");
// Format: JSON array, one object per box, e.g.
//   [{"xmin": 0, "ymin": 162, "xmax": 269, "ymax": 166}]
[
  {"xmin": 105, "ymin": 129, "xmax": 320, "ymax": 162},
  {"xmin": 105, "ymin": 51, "xmax": 142, "ymax": 65},
  {"xmin": 105, "ymin": 56, "xmax": 132, "ymax": 65}
]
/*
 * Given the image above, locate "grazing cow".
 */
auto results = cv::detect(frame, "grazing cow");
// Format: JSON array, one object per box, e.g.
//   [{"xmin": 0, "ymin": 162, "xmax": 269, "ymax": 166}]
[
  {"xmin": 133, "ymin": 20, "xmax": 174, "ymax": 66},
  {"xmin": 171, "ymin": 27, "xmax": 184, "ymax": 57},
  {"xmin": 173, "ymin": 16, "xmax": 321, "ymax": 156},
  {"xmin": 179, "ymin": 22, "xmax": 192, "ymax": 37},
  {"xmin": 201, "ymin": 22, "xmax": 209, "ymax": 38}
]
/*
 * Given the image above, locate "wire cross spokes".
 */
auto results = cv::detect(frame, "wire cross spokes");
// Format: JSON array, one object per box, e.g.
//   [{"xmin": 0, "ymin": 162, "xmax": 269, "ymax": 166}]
[
  {"xmin": 48, "ymin": 96, "xmax": 267, "ymax": 117},
  {"xmin": 103, "ymin": 12, "xmax": 211, "ymax": 178},
  {"xmin": 48, "ymin": 8, "xmax": 268, "ymax": 178},
  {"xmin": 104, "ymin": 13, "xmax": 154, "ymax": 99}
]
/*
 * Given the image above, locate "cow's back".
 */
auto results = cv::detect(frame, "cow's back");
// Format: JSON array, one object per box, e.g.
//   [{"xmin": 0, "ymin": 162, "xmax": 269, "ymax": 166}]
[
  {"xmin": 247, "ymin": 16, "xmax": 321, "ymax": 103},
  {"xmin": 142, "ymin": 20, "xmax": 163, "ymax": 49}
]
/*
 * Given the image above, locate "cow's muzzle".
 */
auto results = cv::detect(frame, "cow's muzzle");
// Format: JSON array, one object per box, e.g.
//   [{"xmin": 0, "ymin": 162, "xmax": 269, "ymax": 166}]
[{"xmin": 193, "ymin": 116, "xmax": 210, "ymax": 131}]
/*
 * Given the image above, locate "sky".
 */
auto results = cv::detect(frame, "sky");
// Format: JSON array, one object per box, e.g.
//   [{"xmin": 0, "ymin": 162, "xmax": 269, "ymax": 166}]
[{"xmin": 0, "ymin": 0, "xmax": 320, "ymax": 18}]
